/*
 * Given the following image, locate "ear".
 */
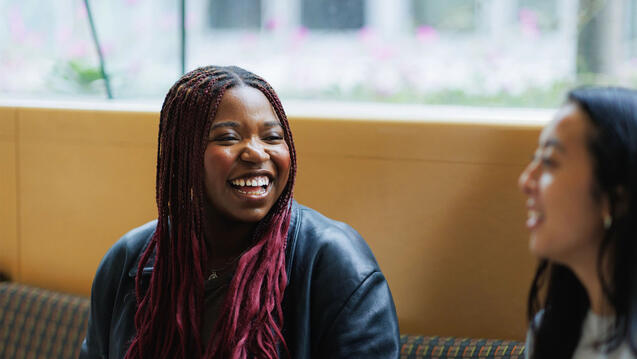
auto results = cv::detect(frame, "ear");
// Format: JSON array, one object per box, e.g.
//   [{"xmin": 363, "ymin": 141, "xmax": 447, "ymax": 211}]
[{"xmin": 601, "ymin": 193, "xmax": 612, "ymax": 229}]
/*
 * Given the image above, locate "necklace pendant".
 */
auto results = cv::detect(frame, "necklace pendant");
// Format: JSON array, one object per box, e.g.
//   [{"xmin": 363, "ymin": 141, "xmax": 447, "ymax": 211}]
[{"xmin": 208, "ymin": 272, "xmax": 218, "ymax": 280}]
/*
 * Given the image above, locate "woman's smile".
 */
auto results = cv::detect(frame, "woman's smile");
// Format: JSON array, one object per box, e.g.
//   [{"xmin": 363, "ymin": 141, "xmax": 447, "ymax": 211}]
[
  {"xmin": 525, "ymin": 198, "xmax": 545, "ymax": 230},
  {"xmin": 228, "ymin": 174, "xmax": 273, "ymax": 199}
]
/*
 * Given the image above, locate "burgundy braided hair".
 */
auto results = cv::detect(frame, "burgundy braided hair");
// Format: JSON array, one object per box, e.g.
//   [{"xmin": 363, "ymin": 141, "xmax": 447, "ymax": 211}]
[{"xmin": 124, "ymin": 66, "xmax": 297, "ymax": 359}]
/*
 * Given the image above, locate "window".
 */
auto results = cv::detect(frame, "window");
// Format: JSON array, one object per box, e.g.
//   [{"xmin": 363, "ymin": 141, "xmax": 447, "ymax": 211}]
[
  {"xmin": 412, "ymin": 0, "xmax": 480, "ymax": 32},
  {"xmin": 2, "ymin": 0, "xmax": 636, "ymax": 109},
  {"xmin": 301, "ymin": 0, "xmax": 364, "ymax": 30},
  {"xmin": 208, "ymin": 0, "xmax": 261, "ymax": 29}
]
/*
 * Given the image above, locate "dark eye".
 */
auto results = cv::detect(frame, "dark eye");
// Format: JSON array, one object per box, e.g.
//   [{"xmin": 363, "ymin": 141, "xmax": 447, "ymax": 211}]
[
  {"xmin": 263, "ymin": 134, "xmax": 284, "ymax": 142},
  {"xmin": 541, "ymin": 157, "xmax": 557, "ymax": 169},
  {"xmin": 211, "ymin": 135, "xmax": 239, "ymax": 143}
]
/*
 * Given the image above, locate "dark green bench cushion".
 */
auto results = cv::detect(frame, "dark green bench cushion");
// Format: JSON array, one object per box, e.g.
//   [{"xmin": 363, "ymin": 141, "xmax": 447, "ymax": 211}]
[{"xmin": 0, "ymin": 282, "xmax": 89, "ymax": 359}]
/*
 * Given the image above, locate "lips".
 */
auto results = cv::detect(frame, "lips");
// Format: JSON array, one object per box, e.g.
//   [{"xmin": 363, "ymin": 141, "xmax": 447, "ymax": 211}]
[
  {"xmin": 228, "ymin": 175, "xmax": 273, "ymax": 199},
  {"xmin": 526, "ymin": 209, "xmax": 544, "ymax": 229},
  {"xmin": 525, "ymin": 199, "xmax": 544, "ymax": 230}
]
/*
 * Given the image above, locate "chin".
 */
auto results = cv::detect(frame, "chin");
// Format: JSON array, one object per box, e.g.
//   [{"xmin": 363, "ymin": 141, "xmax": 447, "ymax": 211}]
[
  {"xmin": 529, "ymin": 234, "xmax": 549, "ymax": 259},
  {"xmin": 230, "ymin": 208, "xmax": 271, "ymax": 224}
]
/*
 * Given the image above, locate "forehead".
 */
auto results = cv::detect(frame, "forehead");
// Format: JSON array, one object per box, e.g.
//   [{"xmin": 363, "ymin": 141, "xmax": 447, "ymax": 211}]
[
  {"xmin": 213, "ymin": 86, "xmax": 278, "ymax": 123},
  {"xmin": 539, "ymin": 103, "xmax": 592, "ymax": 150}
]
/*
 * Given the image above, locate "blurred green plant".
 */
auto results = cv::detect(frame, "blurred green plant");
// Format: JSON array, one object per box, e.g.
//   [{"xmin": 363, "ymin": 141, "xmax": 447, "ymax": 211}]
[{"xmin": 48, "ymin": 59, "xmax": 105, "ymax": 94}]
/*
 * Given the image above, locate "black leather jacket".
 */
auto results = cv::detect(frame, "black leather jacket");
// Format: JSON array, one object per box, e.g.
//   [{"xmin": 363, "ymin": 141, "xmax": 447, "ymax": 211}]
[{"xmin": 80, "ymin": 202, "xmax": 400, "ymax": 358}]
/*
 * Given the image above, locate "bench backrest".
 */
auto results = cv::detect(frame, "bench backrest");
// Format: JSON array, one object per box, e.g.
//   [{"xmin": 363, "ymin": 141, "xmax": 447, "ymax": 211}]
[{"xmin": 0, "ymin": 282, "xmax": 89, "ymax": 359}]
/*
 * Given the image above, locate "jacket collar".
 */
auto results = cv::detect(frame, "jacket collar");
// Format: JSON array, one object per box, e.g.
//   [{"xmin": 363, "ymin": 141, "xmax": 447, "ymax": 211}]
[
  {"xmin": 128, "ymin": 230, "xmax": 156, "ymax": 278},
  {"xmin": 128, "ymin": 201, "xmax": 301, "ymax": 278}
]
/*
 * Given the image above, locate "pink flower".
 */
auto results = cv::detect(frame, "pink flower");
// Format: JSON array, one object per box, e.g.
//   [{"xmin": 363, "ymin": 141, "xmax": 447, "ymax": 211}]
[
  {"xmin": 295, "ymin": 26, "xmax": 308, "ymax": 39},
  {"xmin": 416, "ymin": 25, "xmax": 438, "ymax": 43},
  {"xmin": 519, "ymin": 8, "xmax": 540, "ymax": 38},
  {"xmin": 358, "ymin": 26, "xmax": 375, "ymax": 43},
  {"xmin": 290, "ymin": 26, "xmax": 309, "ymax": 48},
  {"xmin": 265, "ymin": 18, "xmax": 279, "ymax": 31}
]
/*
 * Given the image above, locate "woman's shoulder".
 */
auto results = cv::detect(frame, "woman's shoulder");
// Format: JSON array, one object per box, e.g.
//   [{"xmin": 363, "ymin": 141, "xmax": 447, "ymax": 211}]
[
  {"xmin": 292, "ymin": 203, "xmax": 361, "ymax": 240},
  {"xmin": 98, "ymin": 220, "xmax": 157, "ymax": 277},
  {"xmin": 111, "ymin": 220, "xmax": 156, "ymax": 256},
  {"xmin": 289, "ymin": 202, "xmax": 380, "ymax": 276}
]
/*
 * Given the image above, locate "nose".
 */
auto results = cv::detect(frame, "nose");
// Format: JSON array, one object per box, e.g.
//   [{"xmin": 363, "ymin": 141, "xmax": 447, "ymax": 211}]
[
  {"xmin": 240, "ymin": 138, "xmax": 270, "ymax": 163},
  {"xmin": 518, "ymin": 160, "xmax": 539, "ymax": 195}
]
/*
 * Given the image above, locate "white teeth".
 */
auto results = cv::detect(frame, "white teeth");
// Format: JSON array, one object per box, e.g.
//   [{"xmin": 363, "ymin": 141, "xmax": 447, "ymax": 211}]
[
  {"xmin": 231, "ymin": 176, "xmax": 270, "ymax": 187},
  {"xmin": 526, "ymin": 209, "xmax": 543, "ymax": 228}
]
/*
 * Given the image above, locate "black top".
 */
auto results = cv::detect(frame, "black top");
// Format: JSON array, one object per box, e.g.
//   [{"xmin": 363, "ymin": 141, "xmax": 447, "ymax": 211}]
[
  {"xmin": 201, "ymin": 266, "xmax": 234, "ymax": 345},
  {"xmin": 80, "ymin": 201, "xmax": 400, "ymax": 358}
]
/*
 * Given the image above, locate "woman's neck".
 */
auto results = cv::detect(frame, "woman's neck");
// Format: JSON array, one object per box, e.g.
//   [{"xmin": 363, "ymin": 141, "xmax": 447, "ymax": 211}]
[
  {"xmin": 202, "ymin": 208, "xmax": 256, "ymax": 268},
  {"xmin": 567, "ymin": 246, "xmax": 613, "ymax": 316}
]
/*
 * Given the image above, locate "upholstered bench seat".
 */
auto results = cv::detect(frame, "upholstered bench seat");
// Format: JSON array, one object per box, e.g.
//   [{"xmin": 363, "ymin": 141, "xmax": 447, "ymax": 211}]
[
  {"xmin": 0, "ymin": 282, "xmax": 89, "ymax": 359},
  {"xmin": 0, "ymin": 282, "xmax": 525, "ymax": 359},
  {"xmin": 400, "ymin": 335, "xmax": 525, "ymax": 359}
]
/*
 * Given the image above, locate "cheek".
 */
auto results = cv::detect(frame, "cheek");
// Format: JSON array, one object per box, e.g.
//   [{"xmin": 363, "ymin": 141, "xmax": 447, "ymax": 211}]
[
  {"xmin": 272, "ymin": 145, "xmax": 291, "ymax": 184},
  {"xmin": 535, "ymin": 173, "xmax": 602, "ymax": 258},
  {"xmin": 203, "ymin": 148, "xmax": 235, "ymax": 185}
]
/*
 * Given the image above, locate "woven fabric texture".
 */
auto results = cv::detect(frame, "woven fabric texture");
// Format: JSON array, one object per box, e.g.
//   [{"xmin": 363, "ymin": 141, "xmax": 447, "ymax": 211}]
[
  {"xmin": 0, "ymin": 281, "xmax": 527, "ymax": 359},
  {"xmin": 0, "ymin": 282, "xmax": 89, "ymax": 359},
  {"xmin": 400, "ymin": 335, "xmax": 526, "ymax": 359}
]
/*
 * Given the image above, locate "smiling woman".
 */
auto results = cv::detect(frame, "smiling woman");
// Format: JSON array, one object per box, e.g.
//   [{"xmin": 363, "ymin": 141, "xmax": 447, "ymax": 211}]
[
  {"xmin": 519, "ymin": 87, "xmax": 637, "ymax": 359},
  {"xmin": 78, "ymin": 65, "xmax": 400, "ymax": 359}
]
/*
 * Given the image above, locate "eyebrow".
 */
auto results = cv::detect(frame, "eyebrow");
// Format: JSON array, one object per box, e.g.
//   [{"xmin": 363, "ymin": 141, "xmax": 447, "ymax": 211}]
[
  {"xmin": 211, "ymin": 120, "xmax": 282, "ymax": 130},
  {"xmin": 542, "ymin": 138, "xmax": 566, "ymax": 153},
  {"xmin": 263, "ymin": 121, "xmax": 282, "ymax": 128},
  {"xmin": 210, "ymin": 121, "xmax": 239, "ymax": 130}
]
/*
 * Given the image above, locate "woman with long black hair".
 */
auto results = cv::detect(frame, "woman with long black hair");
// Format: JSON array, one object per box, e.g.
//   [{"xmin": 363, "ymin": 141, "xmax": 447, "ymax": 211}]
[
  {"xmin": 519, "ymin": 87, "xmax": 637, "ymax": 358},
  {"xmin": 80, "ymin": 65, "xmax": 400, "ymax": 359}
]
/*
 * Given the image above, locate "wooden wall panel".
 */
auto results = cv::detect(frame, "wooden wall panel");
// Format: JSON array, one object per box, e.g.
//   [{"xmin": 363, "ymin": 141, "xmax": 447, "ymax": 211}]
[
  {"xmin": 17, "ymin": 108, "xmax": 158, "ymax": 295},
  {"xmin": 0, "ymin": 107, "xmax": 18, "ymax": 281},
  {"xmin": 291, "ymin": 119, "xmax": 541, "ymax": 340},
  {"xmin": 4, "ymin": 105, "xmax": 544, "ymax": 341}
]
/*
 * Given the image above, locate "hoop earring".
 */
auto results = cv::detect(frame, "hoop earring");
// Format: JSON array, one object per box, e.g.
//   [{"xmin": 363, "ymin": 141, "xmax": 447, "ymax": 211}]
[{"xmin": 603, "ymin": 215, "xmax": 613, "ymax": 230}]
